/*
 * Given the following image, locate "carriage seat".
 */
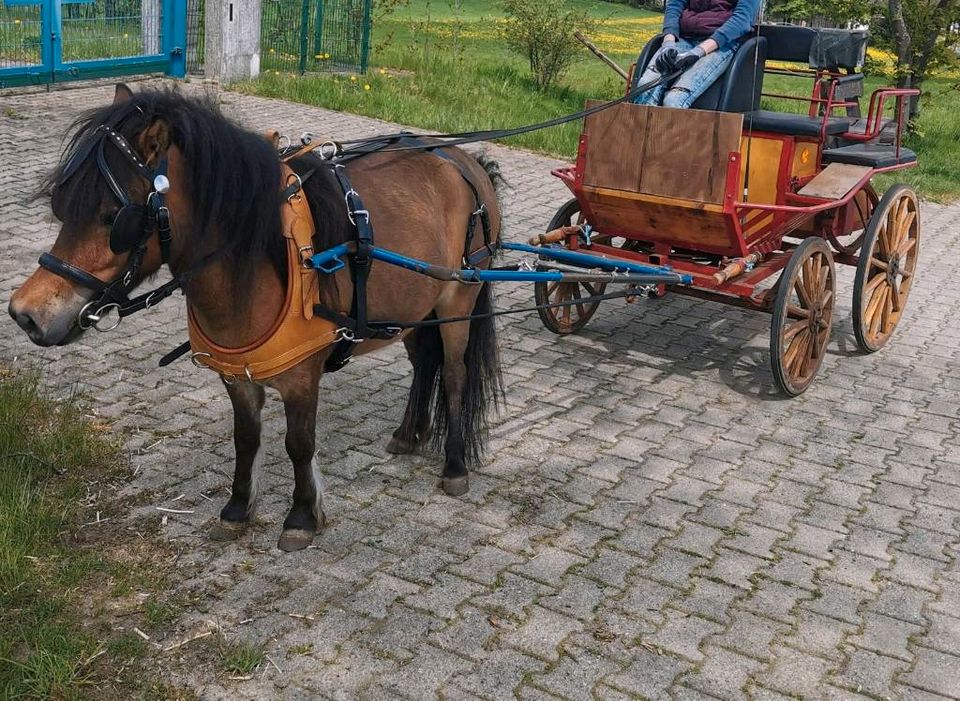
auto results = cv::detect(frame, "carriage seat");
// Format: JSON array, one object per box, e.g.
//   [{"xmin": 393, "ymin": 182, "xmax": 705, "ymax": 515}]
[
  {"xmin": 744, "ymin": 111, "xmax": 854, "ymax": 137},
  {"xmin": 821, "ymin": 143, "xmax": 917, "ymax": 168},
  {"xmin": 633, "ymin": 34, "xmax": 767, "ymax": 113}
]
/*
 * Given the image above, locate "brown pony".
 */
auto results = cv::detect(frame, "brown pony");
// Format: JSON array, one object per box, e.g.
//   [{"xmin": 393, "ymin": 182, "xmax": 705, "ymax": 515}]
[{"xmin": 8, "ymin": 84, "xmax": 503, "ymax": 551}]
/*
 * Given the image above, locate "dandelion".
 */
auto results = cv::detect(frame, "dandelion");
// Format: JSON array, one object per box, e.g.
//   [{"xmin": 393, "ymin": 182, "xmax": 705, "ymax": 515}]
[
  {"xmin": 269, "ymin": 48, "xmax": 275, "ymax": 53},
  {"xmin": 123, "ymin": 33, "xmax": 129, "ymax": 39},
  {"xmin": 363, "ymin": 84, "xmax": 371, "ymax": 91},
  {"xmin": 14, "ymin": 18, "xmax": 21, "ymax": 24},
  {"xmin": 349, "ymin": 75, "xmax": 357, "ymax": 82},
  {"xmin": 378, "ymin": 68, "xmax": 386, "ymax": 75},
  {"xmin": 324, "ymin": 53, "xmax": 331, "ymax": 60}
]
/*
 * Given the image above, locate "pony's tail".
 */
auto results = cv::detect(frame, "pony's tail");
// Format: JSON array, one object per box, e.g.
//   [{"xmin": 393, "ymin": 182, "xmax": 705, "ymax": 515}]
[{"xmin": 419, "ymin": 282, "xmax": 503, "ymax": 465}]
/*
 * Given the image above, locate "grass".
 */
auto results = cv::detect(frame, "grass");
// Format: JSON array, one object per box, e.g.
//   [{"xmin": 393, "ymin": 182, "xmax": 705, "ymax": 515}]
[
  {"xmin": 218, "ymin": 639, "xmax": 266, "ymax": 677},
  {"xmin": 235, "ymin": 0, "xmax": 960, "ymax": 201},
  {"xmin": 0, "ymin": 367, "xmax": 171, "ymax": 699}
]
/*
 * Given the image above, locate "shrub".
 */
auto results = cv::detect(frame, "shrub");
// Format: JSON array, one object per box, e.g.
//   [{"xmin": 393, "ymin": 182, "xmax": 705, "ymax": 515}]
[{"xmin": 501, "ymin": 0, "xmax": 597, "ymax": 90}]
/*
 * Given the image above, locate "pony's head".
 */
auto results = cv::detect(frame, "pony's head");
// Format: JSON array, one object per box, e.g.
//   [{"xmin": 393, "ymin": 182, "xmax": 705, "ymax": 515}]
[{"xmin": 9, "ymin": 83, "xmax": 284, "ymax": 346}]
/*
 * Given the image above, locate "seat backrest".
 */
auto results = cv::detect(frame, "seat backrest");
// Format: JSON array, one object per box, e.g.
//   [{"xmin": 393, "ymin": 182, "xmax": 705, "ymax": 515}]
[
  {"xmin": 758, "ymin": 24, "xmax": 816, "ymax": 63},
  {"xmin": 633, "ymin": 34, "xmax": 767, "ymax": 113}
]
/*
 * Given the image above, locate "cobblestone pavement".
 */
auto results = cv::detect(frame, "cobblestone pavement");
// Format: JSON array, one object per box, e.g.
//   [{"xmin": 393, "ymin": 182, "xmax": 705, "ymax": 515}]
[{"xmin": 2, "ymin": 81, "xmax": 960, "ymax": 700}]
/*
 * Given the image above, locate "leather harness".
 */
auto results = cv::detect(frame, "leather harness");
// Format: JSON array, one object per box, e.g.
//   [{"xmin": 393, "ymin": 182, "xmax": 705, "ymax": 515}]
[{"xmin": 187, "ymin": 164, "xmax": 341, "ymax": 381}]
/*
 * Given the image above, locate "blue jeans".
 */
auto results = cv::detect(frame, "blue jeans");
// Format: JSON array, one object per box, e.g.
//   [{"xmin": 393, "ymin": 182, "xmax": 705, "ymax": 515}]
[{"xmin": 633, "ymin": 38, "xmax": 736, "ymax": 108}]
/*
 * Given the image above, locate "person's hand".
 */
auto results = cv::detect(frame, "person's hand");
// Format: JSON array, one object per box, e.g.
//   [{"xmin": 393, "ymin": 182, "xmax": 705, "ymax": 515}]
[
  {"xmin": 655, "ymin": 42, "xmax": 679, "ymax": 74},
  {"xmin": 674, "ymin": 46, "xmax": 706, "ymax": 72}
]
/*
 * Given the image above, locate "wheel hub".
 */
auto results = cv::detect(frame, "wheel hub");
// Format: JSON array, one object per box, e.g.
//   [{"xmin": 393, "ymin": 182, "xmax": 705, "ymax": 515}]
[
  {"xmin": 809, "ymin": 305, "xmax": 823, "ymax": 333},
  {"xmin": 887, "ymin": 252, "xmax": 902, "ymax": 286}
]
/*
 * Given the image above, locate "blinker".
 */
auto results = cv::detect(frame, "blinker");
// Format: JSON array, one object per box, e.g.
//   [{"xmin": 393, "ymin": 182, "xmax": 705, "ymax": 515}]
[{"xmin": 110, "ymin": 204, "xmax": 148, "ymax": 254}]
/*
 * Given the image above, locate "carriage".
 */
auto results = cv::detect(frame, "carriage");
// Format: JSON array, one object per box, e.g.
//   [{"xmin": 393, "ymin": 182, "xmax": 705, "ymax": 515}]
[{"xmin": 526, "ymin": 24, "xmax": 921, "ymax": 396}]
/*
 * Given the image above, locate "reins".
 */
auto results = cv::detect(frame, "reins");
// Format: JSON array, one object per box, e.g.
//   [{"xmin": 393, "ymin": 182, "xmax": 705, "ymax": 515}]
[{"xmin": 284, "ymin": 69, "xmax": 681, "ymax": 162}]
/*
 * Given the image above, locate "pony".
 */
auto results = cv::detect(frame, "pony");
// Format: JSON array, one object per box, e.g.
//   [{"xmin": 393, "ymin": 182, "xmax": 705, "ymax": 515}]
[{"xmin": 8, "ymin": 84, "xmax": 503, "ymax": 551}]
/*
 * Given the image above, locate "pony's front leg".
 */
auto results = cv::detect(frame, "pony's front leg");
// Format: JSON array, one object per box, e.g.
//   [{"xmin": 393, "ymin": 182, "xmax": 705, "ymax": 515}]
[
  {"xmin": 210, "ymin": 380, "xmax": 266, "ymax": 541},
  {"xmin": 276, "ymin": 376, "xmax": 326, "ymax": 552}
]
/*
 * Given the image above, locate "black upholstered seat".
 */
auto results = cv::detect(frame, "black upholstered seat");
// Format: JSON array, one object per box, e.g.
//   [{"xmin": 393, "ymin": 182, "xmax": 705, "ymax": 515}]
[
  {"xmin": 633, "ymin": 35, "xmax": 767, "ymax": 113},
  {"xmin": 745, "ymin": 110, "xmax": 853, "ymax": 137},
  {"xmin": 821, "ymin": 143, "xmax": 917, "ymax": 168}
]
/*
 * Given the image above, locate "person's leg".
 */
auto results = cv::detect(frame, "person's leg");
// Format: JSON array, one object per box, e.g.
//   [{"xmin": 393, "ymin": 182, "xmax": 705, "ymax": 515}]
[
  {"xmin": 634, "ymin": 38, "xmax": 695, "ymax": 106},
  {"xmin": 662, "ymin": 45, "xmax": 737, "ymax": 108}
]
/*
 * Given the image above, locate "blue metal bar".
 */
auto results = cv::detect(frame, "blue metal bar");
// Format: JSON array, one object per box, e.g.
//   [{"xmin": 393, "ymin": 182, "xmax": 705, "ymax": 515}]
[
  {"xmin": 308, "ymin": 244, "xmax": 689, "ymax": 285},
  {"xmin": 167, "ymin": 0, "xmax": 187, "ymax": 77},
  {"xmin": 502, "ymin": 242, "xmax": 689, "ymax": 280}
]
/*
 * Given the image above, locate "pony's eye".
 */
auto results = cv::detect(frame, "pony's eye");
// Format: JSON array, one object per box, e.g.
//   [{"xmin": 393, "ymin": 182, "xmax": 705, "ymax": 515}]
[{"xmin": 100, "ymin": 211, "xmax": 118, "ymax": 226}]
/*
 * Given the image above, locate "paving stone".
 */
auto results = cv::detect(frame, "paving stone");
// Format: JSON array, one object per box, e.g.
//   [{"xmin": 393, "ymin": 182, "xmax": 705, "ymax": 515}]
[
  {"xmin": 643, "ymin": 609, "xmax": 724, "ymax": 663},
  {"xmin": 900, "ymin": 648, "xmax": 960, "ymax": 699},
  {"xmin": 681, "ymin": 645, "xmax": 764, "ymax": 699},
  {"xmin": 604, "ymin": 649, "xmax": 690, "ymax": 699},
  {"xmin": 500, "ymin": 605, "xmax": 583, "ymax": 662},
  {"xmin": 832, "ymin": 647, "xmax": 908, "ymax": 698}
]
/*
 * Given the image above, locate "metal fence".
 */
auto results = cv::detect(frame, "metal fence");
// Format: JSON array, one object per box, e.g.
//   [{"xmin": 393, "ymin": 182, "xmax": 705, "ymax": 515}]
[
  {"xmin": 185, "ymin": 0, "xmax": 203, "ymax": 73},
  {"xmin": 1, "ymin": 0, "xmax": 181, "ymax": 87},
  {"xmin": 261, "ymin": 0, "xmax": 371, "ymax": 75}
]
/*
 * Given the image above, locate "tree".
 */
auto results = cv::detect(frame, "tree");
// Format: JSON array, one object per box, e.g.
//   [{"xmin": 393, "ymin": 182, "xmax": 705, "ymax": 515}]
[
  {"xmin": 881, "ymin": 0, "xmax": 960, "ymax": 119},
  {"xmin": 501, "ymin": 0, "xmax": 597, "ymax": 91}
]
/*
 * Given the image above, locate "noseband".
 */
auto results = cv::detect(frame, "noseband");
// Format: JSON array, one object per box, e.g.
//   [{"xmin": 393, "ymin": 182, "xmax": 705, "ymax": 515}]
[{"xmin": 39, "ymin": 124, "xmax": 172, "ymax": 331}]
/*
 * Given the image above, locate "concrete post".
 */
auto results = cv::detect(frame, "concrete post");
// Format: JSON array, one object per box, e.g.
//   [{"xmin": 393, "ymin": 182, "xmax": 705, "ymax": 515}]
[
  {"xmin": 205, "ymin": 0, "xmax": 262, "ymax": 83},
  {"xmin": 142, "ymin": 0, "xmax": 161, "ymax": 55}
]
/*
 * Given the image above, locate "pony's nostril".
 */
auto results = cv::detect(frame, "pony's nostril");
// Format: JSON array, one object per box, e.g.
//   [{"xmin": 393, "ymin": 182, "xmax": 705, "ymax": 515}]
[{"xmin": 9, "ymin": 302, "xmax": 43, "ymax": 340}]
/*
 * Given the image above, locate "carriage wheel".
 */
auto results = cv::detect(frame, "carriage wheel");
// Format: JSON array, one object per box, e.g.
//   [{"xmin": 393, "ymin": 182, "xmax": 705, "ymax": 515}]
[
  {"xmin": 853, "ymin": 184, "xmax": 920, "ymax": 353},
  {"xmin": 770, "ymin": 237, "xmax": 836, "ymax": 396},
  {"xmin": 535, "ymin": 199, "xmax": 606, "ymax": 335},
  {"xmin": 827, "ymin": 183, "xmax": 879, "ymax": 255}
]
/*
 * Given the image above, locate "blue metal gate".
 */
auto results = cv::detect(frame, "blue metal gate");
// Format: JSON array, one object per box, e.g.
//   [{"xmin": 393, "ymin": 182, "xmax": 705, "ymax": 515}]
[{"xmin": 0, "ymin": 0, "xmax": 185, "ymax": 88}]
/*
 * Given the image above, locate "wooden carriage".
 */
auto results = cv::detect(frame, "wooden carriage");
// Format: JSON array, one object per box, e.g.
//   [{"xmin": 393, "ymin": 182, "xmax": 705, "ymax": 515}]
[{"xmin": 535, "ymin": 24, "xmax": 920, "ymax": 395}]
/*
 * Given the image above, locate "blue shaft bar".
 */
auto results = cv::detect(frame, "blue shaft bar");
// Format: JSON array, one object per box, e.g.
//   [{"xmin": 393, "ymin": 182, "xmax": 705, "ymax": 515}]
[
  {"xmin": 307, "ymin": 244, "xmax": 689, "ymax": 284},
  {"xmin": 502, "ymin": 242, "xmax": 689, "ymax": 280}
]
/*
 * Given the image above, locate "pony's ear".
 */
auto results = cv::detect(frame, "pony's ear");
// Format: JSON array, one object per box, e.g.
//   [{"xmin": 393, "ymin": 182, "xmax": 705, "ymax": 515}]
[
  {"xmin": 113, "ymin": 83, "xmax": 134, "ymax": 104},
  {"xmin": 140, "ymin": 118, "xmax": 171, "ymax": 166}
]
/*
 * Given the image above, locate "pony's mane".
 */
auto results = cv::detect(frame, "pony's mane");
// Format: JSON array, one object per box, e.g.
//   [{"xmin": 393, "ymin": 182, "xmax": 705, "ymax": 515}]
[{"xmin": 42, "ymin": 87, "xmax": 286, "ymax": 301}]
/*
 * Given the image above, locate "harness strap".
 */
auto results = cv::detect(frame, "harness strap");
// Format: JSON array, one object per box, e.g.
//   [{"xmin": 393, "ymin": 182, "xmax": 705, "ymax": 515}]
[{"xmin": 38, "ymin": 252, "xmax": 108, "ymax": 293}]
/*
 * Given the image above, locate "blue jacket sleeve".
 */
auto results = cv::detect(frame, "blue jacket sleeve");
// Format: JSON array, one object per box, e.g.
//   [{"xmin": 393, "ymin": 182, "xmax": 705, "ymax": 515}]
[
  {"xmin": 662, "ymin": 0, "xmax": 685, "ymax": 39},
  {"xmin": 711, "ymin": 0, "xmax": 762, "ymax": 50}
]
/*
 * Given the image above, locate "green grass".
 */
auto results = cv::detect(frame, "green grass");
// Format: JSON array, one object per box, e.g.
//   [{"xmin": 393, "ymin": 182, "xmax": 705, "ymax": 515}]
[
  {"xmin": 236, "ymin": 0, "xmax": 960, "ymax": 201},
  {"xmin": 218, "ymin": 639, "xmax": 266, "ymax": 676},
  {"xmin": 0, "ymin": 368, "xmax": 157, "ymax": 699}
]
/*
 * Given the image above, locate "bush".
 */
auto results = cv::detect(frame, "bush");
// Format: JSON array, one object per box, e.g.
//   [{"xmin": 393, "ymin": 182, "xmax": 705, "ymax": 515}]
[{"xmin": 501, "ymin": 0, "xmax": 597, "ymax": 91}]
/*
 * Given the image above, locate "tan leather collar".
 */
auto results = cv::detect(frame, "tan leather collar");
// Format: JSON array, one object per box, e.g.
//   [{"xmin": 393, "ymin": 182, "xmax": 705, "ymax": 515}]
[{"xmin": 188, "ymin": 165, "xmax": 340, "ymax": 381}]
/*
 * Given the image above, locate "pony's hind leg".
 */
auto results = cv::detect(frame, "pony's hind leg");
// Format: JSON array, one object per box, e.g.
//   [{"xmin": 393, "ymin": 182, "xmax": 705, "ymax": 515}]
[
  {"xmin": 211, "ymin": 379, "xmax": 266, "ymax": 541},
  {"xmin": 434, "ymin": 282, "xmax": 502, "ymax": 496},
  {"xmin": 387, "ymin": 328, "xmax": 440, "ymax": 455},
  {"xmin": 275, "ymin": 361, "xmax": 327, "ymax": 552}
]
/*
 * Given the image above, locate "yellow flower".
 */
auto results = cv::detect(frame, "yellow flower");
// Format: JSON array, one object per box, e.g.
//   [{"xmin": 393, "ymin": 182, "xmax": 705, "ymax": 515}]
[
  {"xmin": 350, "ymin": 75, "xmax": 357, "ymax": 82},
  {"xmin": 315, "ymin": 53, "xmax": 321, "ymax": 59},
  {"xmin": 269, "ymin": 48, "xmax": 275, "ymax": 53},
  {"xmin": 14, "ymin": 18, "xmax": 21, "ymax": 24},
  {"xmin": 378, "ymin": 68, "xmax": 386, "ymax": 74},
  {"xmin": 364, "ymin": 84, "xmax": 371, "ymax": 91},
  {"xmin": 123, "ymin": 33, "xmax": 129, "ymax": 39}
]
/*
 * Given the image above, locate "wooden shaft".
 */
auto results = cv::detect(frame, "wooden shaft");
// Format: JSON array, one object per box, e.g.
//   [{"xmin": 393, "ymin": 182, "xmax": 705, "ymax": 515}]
[
  {"xmin": 527, "ymin": 225, "xmax": 580, "ymax": 246},
  {"xmin": 574, "ymin": 31, "xmax": 630, "ymax": 81},
  {"xmin": 713, "ymin": 253, "xmax": 764, "ymax": 285}
]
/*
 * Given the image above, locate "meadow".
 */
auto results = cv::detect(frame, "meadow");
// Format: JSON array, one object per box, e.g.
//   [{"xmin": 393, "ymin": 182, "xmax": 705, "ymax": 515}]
[{"xmin": 236, "ymin": 0, "xmax": 960, "ymax": 201}]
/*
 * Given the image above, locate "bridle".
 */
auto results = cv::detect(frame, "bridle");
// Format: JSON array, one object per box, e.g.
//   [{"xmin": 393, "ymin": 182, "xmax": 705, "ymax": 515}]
[{"xmin": 39, "ymin": 124, "xmax": 173, "ymax": 331}]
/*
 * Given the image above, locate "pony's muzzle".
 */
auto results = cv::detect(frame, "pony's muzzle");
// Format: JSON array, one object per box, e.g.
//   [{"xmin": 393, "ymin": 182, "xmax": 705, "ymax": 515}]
[{"xmin": 8, "ymin": 271, "xmax": 88, "ymax": 347}]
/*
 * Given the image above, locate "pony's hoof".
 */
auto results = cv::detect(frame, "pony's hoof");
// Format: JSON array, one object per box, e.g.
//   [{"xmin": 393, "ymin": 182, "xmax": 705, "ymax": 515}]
[
  {"xmin": 209, "ymin": 519, "xmax": 248, "ymax": 541},
  {"xmin": 277, "ymin": 528, "xmax": 315, "ymax": 552},
  {"xmin": 441, "ymin": 475, "xmax": 469, "ymax": 497},
  {"xmin": 386, "ymin": 436, "xmax": 417, "ymax": 454}
]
